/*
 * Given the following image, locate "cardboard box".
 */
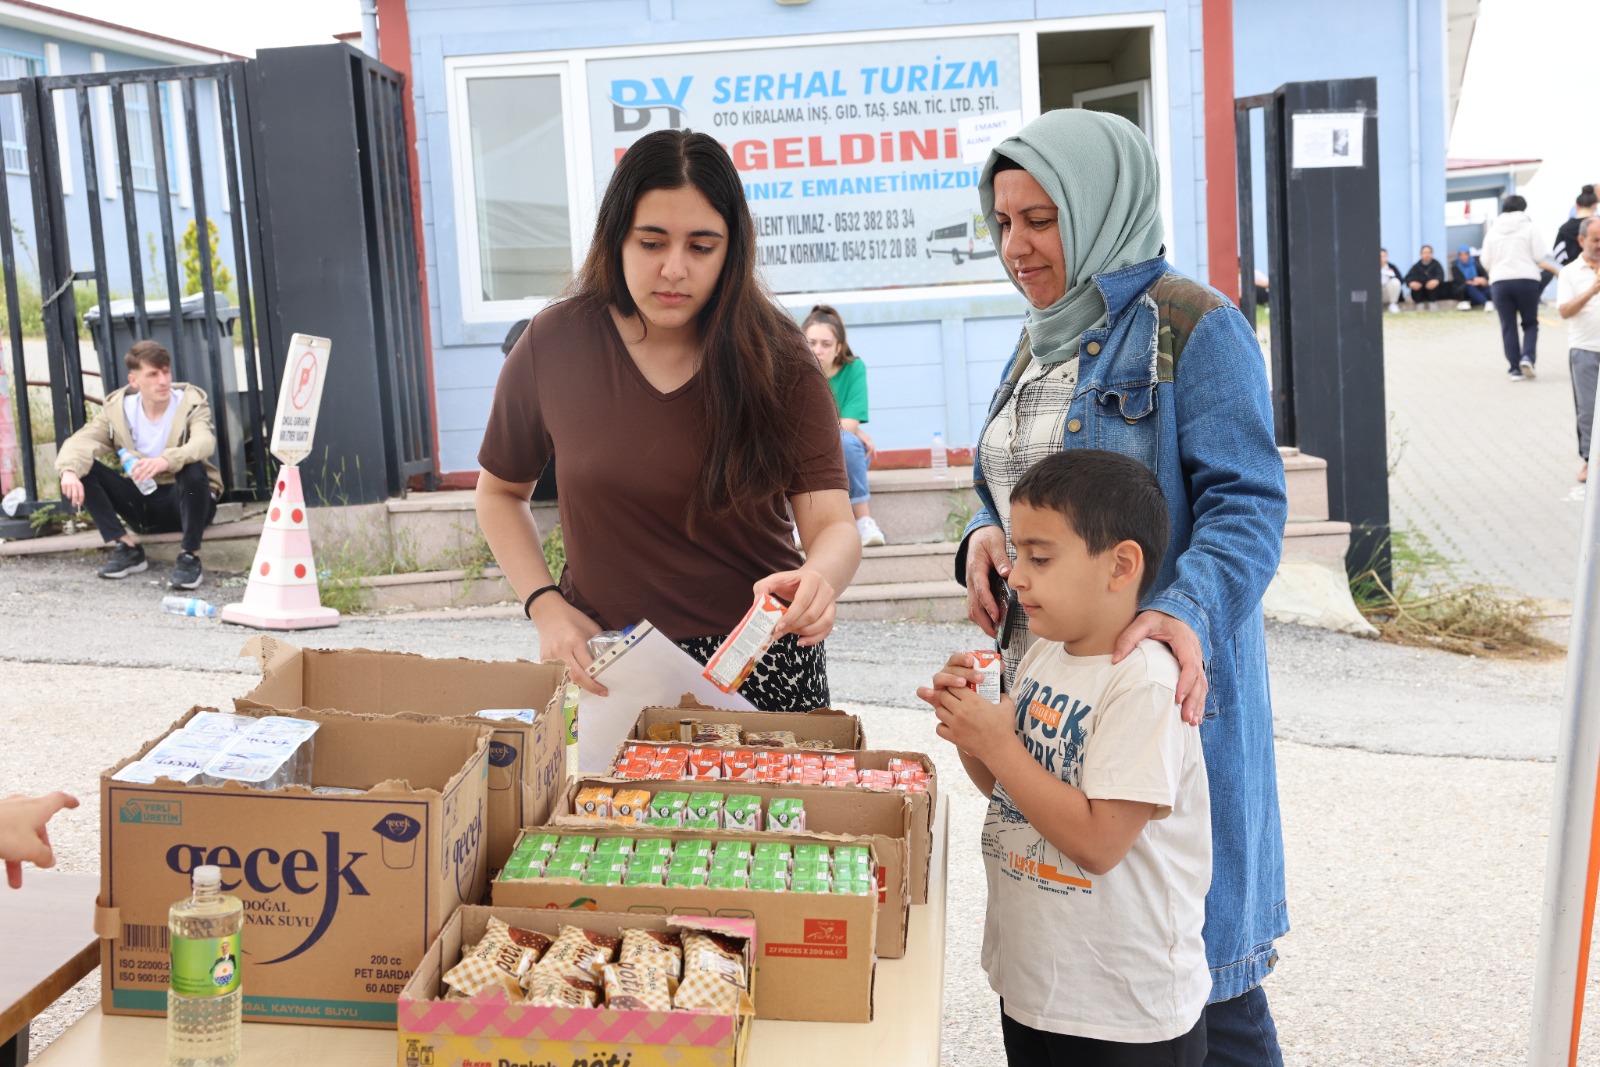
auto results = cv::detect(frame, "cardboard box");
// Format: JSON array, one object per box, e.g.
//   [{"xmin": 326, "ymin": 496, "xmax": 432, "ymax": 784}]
[
  {"xmin": 235, "ymin": 638, "xmax": 569, "ymax": 870},
  {"xmin": 495, "ymin": 823, "xmax": 880, "ymax": 1023},
  {"xmin": 398, "ymin": 906, "xmax": 755, "ymax": 1067},
  {"xmin": 565, "ymin": 775, "xmax": 913, "ymax": 959},
  {"xmin": 97, "ymin": 706, "xmax": 491, "ymax": 1028},
  {"xmin": 632, "ymin": 696, "xmax": 864, "ymax": 750},
  {"xmin": 610, "ymin": 741, "xmax": 939, "ymax": 906}
]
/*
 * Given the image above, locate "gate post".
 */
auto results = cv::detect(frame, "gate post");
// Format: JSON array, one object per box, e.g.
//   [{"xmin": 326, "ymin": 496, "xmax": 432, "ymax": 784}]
[{"xmin": 20, "ymin": 76, "xmax": 87, "ymax": 443}]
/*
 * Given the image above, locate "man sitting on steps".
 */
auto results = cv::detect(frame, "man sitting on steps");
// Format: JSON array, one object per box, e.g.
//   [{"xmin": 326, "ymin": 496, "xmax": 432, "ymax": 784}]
[{"xmin": 55, "ymin": 340, "xmax": 221, "ymax": 589}]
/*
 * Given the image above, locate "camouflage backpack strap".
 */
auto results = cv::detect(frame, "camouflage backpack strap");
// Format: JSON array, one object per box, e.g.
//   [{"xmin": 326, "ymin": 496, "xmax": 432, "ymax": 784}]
[{"xmin": 1148, "ymin": 272, "xmax": 1229, "ymax": 383}]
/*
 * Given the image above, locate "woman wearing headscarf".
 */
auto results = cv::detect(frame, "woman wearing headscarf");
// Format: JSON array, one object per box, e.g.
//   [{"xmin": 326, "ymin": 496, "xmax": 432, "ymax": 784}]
[
  {"xmin": 1449, "ymin": 246, "xmax": 1489, "ymax": 310},
  {"xmin": 956, "ymin": 109, "xmax": 1290, "ymax": 1066}
]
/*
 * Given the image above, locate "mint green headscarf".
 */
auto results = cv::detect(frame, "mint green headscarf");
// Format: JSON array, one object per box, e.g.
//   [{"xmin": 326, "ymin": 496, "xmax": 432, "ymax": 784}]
[{"xmin": 978, "ymin": 109, "xmax": 1165, "ymax": 365}]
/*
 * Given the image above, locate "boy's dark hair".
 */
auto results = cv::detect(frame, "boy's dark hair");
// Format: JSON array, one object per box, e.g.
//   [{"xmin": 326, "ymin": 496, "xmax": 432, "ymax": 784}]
[
  {"xmin": 1502, "ymin": 194, "xmax": 1527, "ymax": 214},
  {"xmin": 1011, "ymin": 450, "xmax": 1170, "ymax": 598},
  {"xmin": 124, "ymin": 340, "xmax": 171, "ymax": 373}
]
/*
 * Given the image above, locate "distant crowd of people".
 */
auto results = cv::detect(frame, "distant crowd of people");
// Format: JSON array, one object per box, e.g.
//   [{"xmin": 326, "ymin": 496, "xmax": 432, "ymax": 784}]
[{"xmin": 1376, "ymin": 184, "xmax": 1600, "ymax": 483}]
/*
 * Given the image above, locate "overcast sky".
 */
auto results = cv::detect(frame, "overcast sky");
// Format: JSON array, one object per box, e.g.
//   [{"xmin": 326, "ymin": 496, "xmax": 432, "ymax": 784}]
[
  {"xmin": 1449, "ymin": 0, "xmax": 1592, "ymax": 244},
  {"xmin": 42, "ymin": 0, "xmax": 1589, "ymax": 242}
]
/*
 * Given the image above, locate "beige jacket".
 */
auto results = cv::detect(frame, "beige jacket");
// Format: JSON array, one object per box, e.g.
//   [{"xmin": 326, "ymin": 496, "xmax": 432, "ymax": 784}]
[{"xmin": 56, "ymin": 382, "xmax": 223, "ymax": 497}]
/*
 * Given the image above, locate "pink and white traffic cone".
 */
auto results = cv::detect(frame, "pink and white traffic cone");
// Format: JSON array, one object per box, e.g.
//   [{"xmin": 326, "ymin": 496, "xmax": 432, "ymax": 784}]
[{"xmin": 220, "ymin": 465, "xmax": 339, "ymax": 630}]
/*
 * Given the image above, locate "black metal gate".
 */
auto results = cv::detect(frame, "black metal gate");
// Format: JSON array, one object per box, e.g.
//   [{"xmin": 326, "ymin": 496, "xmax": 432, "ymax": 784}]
[{"xmin": 0, "ymin": 44, "xmax": 432, "ymax": 519}]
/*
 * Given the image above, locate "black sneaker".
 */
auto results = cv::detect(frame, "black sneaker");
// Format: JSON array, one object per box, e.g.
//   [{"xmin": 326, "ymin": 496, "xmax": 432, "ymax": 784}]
[
  {"xmin": 170, "ymin": 551, "xmax": 203, "ymax": 590},
  {"xmin": 98, "ymin": 542, "xmax": 147, "ymax": 579}
]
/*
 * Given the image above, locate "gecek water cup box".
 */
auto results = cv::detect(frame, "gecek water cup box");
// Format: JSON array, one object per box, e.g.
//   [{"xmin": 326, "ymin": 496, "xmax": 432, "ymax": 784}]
[
  {"xmin": 97, "ymin": 705, "xmax": 491, "ymax": 1028},
  {"xmin": 397, "ymin": 907, "xmax": 756, "ymax": 1067},
  {"xmin": 234, "ymin": 638, "xmax": 569, "ymax": 870}
]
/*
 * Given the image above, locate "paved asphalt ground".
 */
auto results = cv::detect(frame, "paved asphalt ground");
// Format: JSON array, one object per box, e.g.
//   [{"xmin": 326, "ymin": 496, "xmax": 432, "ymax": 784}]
[{"xmin": 3, "ymin": 308, "xmax": 1598, "ymax": 1063}]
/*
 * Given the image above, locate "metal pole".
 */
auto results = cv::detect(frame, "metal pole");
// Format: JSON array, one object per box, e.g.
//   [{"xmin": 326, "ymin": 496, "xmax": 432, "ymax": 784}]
[
  {"xmin": 1530, "ymin": 372, "xmax": 1600, "ymax": 1065},
  {"xmin": 361, "ymin": 0, "xmax": 380, "ymax": 58}
]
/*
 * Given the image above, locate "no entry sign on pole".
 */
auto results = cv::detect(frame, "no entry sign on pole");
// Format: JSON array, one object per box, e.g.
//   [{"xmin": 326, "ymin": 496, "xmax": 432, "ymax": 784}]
[{"xmin": 269, "ymin": 334, "xmax": 332, "ymax": 466}]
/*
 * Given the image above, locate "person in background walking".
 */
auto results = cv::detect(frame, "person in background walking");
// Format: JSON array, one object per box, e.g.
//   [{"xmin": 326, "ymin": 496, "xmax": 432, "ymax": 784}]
[
  {"xmin": 1481, "ymin": 196, "xmax": 1562, "ymax": 381},
  {"xmin": 1558, "ymin": 217, "xmax": 1600, "ymax": 484},
  {"xmin": 1404, "ymin": 245, "xmax": 1446, "ymax": 309},
  {"xmin": 1553, "ymin": 185, "xmax": 1597, "ymax": 270},
  {"xmin": 803, "ymin": 305, "xmax": 886, "ymax": 547},
  {"xmin": 1450, "ymin": 246, "xmax": 1490, "ymax": 310},
  {"xmin": 1380, "ymin": 248, "xmax": 1406, "ymax": 313}
]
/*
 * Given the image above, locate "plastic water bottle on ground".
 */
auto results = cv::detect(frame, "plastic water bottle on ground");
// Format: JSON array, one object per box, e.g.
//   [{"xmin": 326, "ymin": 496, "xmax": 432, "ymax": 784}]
[
  {"xmin": 931, "ymin": 431, "xmax": 949, "ymax": 478},
  {"xmin": 162, "ymin": 596, "xmax": 216, "ymax": 617},
  {"xmin": 118, "ymin": 448, "xmax": 157, "ymax": 495},
  {"xmin": 167, "ymin": 864, "xmax": 242, "ymax": 1067}
]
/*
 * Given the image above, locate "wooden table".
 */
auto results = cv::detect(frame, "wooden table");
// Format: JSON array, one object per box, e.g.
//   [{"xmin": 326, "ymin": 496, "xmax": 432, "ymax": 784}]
[
  {"xmin": 0, "ymin": 872, "xmax": 101, "ymax": 1067},
  {"xmin": 32, "ymin": 798, "xmax": 949, "ymax": 1065}
]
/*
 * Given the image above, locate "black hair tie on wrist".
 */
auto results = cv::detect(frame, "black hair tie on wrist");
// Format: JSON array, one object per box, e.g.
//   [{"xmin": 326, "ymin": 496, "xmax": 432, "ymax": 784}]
[{"xmin": 523, "ymin": 584, "xmax": 562, "ymax": 618}]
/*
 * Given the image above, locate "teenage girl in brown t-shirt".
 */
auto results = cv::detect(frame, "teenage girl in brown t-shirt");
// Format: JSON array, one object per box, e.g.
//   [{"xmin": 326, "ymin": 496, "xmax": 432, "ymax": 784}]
[{"xmin": 475, "ymin": 130, "xmax": 861, "ymax": 712}]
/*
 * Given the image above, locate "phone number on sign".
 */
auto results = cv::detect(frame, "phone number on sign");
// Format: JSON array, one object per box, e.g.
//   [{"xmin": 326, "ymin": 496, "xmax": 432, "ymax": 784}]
[
  {"xmin": 841, "ymin": 237, "xmax": 918, "ymax": 261},
  {"xmin": 834, "ymin": 208, "xmax": 917, "ymax": 232}
]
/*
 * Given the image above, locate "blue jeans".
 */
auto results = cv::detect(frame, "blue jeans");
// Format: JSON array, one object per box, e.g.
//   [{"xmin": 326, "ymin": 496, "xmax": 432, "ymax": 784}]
[
  {"xmin": 840, "ymin": 430, "xmax": 870, "ymax": 505},
  {"xmin": 1204, "ymin": 985, "xmax": 1283, "ymax": 1067}
]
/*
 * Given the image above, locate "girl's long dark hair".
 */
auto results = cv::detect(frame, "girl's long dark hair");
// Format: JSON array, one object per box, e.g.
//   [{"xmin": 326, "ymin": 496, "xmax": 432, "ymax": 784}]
[
  {"xmin": 801, "ymin": 304, "xmax": 858, "ymax": 368},
  {"xmin": 569, "ymin": 130, "xmax": 820, "ymax": 525}
]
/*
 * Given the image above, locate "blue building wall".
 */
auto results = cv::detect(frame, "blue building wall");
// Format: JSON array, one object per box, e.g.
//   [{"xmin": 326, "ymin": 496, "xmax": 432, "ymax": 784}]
[
  {"xmin": 1234, "ymin": 0, "xmax": 1450, "ymax": 276},
  {"xmin": 403, "ymin": 0, "xmax": 1211, "ymax": 472},
  {"xmin": 0, "ymin": 24, "xmax": 237, "ymax": 341},
  {"xmin": 402, "ymin": 0, "xmax": 1452, "ymax": 475}
]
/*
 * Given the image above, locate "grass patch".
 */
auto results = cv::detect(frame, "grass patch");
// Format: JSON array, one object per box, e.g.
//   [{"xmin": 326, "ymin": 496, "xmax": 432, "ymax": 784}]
[
  {"xmin": 542, "ymin": 524, "xmax": 565, "ymax": 583},
  {"xmin": 1349, "ymin": 529, "xmax": 1558, "ymax": 658},
  {"xmin": 944, "ymin": 490, "xmax": 975, "ymax": 543}
]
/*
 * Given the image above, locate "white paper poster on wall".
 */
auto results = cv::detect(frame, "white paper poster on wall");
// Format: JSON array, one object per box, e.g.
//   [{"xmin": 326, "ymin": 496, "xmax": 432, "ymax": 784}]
[
  {"xmin": 586, "ymin": 35, "xmax": 1024, "ymax": 294},
  {"xmin": 1291, "ymin": 111, "xmax": 1366, "ymax": 170}
]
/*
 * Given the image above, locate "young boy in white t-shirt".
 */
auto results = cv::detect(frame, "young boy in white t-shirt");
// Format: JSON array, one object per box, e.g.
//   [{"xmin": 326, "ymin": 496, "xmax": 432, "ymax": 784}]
[{"xmin": 920, "ymin": 449, "xmax": 1210, "ymax": 1065}]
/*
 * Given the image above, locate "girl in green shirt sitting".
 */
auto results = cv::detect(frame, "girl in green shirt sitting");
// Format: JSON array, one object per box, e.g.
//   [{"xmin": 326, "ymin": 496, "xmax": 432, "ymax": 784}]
[{"xmin": 803, "ymin": 305, "xmax": 886, "ymax": 547}]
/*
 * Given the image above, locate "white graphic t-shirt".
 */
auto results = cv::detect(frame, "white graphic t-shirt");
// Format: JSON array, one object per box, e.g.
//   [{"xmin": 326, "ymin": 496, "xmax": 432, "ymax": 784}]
[{"xmin": 981, "ymin": 637, "xmax": 1211, "ymax": 1042}]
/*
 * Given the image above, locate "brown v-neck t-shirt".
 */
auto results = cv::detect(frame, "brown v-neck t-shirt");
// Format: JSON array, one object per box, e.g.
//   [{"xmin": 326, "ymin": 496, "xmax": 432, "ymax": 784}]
[{"xmin": 478, "ymin": 299, "xmax": 847, "ymax": 641}]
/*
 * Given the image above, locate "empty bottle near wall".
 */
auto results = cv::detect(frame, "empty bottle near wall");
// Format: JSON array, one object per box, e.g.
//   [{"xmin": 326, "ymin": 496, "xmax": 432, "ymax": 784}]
[
  {"xmin": 119, "ymin": 448, "xmax": 157, "ymax": 495},
  {"xmin": 163, "ymin": 597, "xmax": 217, "ymax": 617},
  {"xmin": 931, "ymin": 431, "xmax": 949, "ymax": 478}
]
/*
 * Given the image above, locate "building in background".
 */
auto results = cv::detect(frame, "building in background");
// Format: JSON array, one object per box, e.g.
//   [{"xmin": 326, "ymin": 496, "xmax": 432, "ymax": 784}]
[
  {"xmin": 0, "ymin": 1, "xmax": 238, "ymax": 304},
  {"xmin": 372, "ymin": 0, "xmax": 1477, "ymax": 481}
]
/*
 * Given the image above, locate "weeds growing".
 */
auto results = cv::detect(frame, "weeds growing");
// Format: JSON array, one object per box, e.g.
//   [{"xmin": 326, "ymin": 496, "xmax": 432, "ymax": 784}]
[{"xmin": 1349, "ymin": 529, "xmax": 1558, "ymax": 658}]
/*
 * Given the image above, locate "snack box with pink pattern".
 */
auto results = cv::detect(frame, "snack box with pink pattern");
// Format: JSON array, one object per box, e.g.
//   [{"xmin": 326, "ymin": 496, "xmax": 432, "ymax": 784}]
[{"xmin": 399, "ymin": 906, "xmax": 755, "ymax": 1067}]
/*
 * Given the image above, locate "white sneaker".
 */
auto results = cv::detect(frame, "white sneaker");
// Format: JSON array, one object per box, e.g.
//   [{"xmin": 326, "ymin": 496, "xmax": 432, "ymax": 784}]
[
  {"xmin": 1520, "ymin": 358, "xmax": 1536, "ymax": 380},
  {"xmin": 1387, "ymin": 302, "xmax": 1399, "ymax": 313},
  {"xmin": 856, "ymin": 516, "xmax": 886, "ymax": 547},
  {"xmin": 1456, "ymin": 301, "xmax": 1471, "ymax": 311}
]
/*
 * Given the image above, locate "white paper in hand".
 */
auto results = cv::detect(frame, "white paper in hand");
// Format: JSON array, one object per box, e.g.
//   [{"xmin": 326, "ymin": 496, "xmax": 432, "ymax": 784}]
[{"xmin": 578, "ymin": 621, "xmax": 754, "ymax": 773}]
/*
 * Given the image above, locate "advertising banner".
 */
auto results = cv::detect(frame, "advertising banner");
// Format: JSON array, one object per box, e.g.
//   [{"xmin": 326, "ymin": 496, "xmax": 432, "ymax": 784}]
[{"xmin": 587, "ymin": 35, "xmax": 1024, "ymax": 294}]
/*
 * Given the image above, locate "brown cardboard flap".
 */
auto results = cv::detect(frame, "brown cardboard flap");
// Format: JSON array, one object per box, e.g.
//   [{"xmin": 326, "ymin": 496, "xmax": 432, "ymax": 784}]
[
  {"xmin": 94, "ymin": 903, "xmax": 120, "ymax": 939},
  {"xmin": 237, "ymin": 635, "xmax": 300, "ymax": 675}
]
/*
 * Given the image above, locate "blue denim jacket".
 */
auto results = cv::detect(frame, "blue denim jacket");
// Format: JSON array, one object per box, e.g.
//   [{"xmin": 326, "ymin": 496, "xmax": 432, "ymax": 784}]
[{"xmin": 960, "ymin": 255, "xmax": 1290, "ymax": 1002}]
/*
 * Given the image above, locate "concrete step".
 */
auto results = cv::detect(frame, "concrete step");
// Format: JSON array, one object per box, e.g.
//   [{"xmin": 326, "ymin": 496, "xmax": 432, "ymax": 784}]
[
  {"xmin": 355, "ymin": 566, "xmax": 515, "ymax": 613},
  {"xmin": 1281, "ymin": 518, "xmax": 1352, "ymax": 562},
  {"xmin": 1280, "ymin": 447, "xmax": 1331, "ymax": 523},
  {"xmin": 855, "ymin": 541, "xmax": 959, "ymax": 585},
  {"xmin": 861, "ymin": 466, "xmax": 977, "ymax": 545},
  {"xmin": 0, "ymin": 512, "xmax": 263, "ymax": 572},
  {"xmin": 836, "ymin": 578, "xmax": 968, "ymax": 622}
]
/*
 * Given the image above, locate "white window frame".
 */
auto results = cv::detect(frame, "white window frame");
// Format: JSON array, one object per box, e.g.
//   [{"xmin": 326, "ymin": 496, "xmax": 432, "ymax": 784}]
[
  {"xmin": 446, "ymin": 59, "xmax": 584, "ymax": 323},
  {"xmin": 443, "ymin": 11, "xmax": 1172, "ymax": 322},
  {"xmin": 1072, "ymin": 79, "xmax": 1152, "ymax": 137}
]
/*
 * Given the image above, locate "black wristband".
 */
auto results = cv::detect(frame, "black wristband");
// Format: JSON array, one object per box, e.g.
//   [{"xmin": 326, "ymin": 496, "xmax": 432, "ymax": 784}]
[{"xmin": 523, "ymin": 584, "xmax": 562, "ymax": 619}]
